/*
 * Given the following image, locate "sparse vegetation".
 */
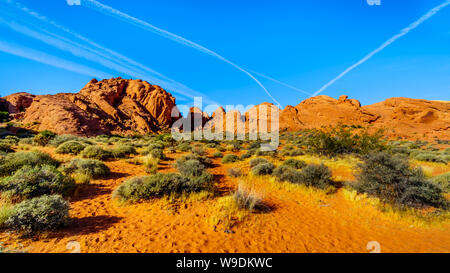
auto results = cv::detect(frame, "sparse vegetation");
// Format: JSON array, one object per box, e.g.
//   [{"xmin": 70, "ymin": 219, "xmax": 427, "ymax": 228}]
[
  {"xmin": 81, "ymin": 145, "xmax": 112, "ymax": 160},
  {"xmin": 62, "ymin": 158, "xmax": 110, "ymax": 179},
  {"xmin": 252, "ymin": 162, "xmax": 275, "ymax": 175},
  {"xmin": 55, "ymin": 140, "xmax": 86, "ymax": 155},
  {"xmin": 5, "ymin": 195, "xmax": 70, "ymax": 234},
  {"xmin": 221, "ymin": 154, "xmax": 240, "ymax": 164},
  {"xmin": 0, "ymin": 151, "xmax": 59, "ymax": 177},
  {"xmin": 0, "ymin": 165, "xmax": 75, "ymax": 200},
  {"xmin": 354, "ymin": 152, "xmax": 448, "ymax": 209},
  {"xmin": 33, "ymin": 130, "xmax": 56, "ymax": 146},
  {"xmin": 227, "ymin": 167, "xmax": 242, "ymax": 177}
]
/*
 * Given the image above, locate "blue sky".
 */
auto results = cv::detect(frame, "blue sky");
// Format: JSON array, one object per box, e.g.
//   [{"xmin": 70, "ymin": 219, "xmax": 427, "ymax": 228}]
[{"xmin": 0, "ymin": 0, "xmax": 449, "ymax": 108}]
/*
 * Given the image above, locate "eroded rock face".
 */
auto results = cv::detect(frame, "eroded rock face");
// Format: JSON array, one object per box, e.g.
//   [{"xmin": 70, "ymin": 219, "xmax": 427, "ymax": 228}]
[
  {"xmin": 363, "ymin": 97, "xmax": 450, "ymax": 140},
  {"xmin": 2, "ymin": 80, "xmax": 449, "ymax": 141},
  {"xmin": 279, "ymin": 95, "xmax": 379, "ymax": 131},
  {"xmin": 3, "ymin": 78, "xmax": 178, "ymax": 136}
]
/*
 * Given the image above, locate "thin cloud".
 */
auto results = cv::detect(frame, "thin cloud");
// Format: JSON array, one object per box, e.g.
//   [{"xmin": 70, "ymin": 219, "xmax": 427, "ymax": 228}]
[
  {"xmin": 80, "ymin": 0, "xmax": 282, "ymax": 106},
  {"xmin": 249, "ymin": 70, "xmax": 312, "ymax": 96},
  {"xmin": 0, "ymin": 39, "xmax": 111, "ymax": 79},
  {"xmin": 1, "ymin": 0, "xmax": 219, "ymax": 104},
  {"xmin": 313, "ymin": 0, "xmax": 450, "ymax": 97}
]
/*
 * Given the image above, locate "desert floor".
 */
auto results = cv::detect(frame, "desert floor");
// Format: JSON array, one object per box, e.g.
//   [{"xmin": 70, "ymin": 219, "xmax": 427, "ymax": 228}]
[{"xmin": 1, "ymin": 147, "xmax": 449, "ymax": 253}]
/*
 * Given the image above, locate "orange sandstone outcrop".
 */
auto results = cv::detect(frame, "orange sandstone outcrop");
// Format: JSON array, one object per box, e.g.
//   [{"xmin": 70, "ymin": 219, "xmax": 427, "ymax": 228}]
[
  {"xmin": 2, "ymin": 78, "xmax": 449, "ymax": 140},
  {"xmin": 3, "ymin": 78, "xmax": 178, "ymax": 136}
]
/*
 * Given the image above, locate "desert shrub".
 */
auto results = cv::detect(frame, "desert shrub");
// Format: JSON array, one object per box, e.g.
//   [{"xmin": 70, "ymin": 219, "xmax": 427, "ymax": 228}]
[
  {"xmin": 284, "ymin": 149, "xmax": 304, "ymax": 156},
  {"xmin": 354, "ymin": 152, "xmax": 448, "ymax": 209},
  {"xmin": 305, "ymin": 125, "xmax": 385, "ymax": 156},
  {"xmin": 33, "ymin": 130, "xmax": 56, "ymax": 146},
  {"xmin": 252, "ymin": 162, "xmax": 275, "ymax": 176},
  {"xmin": 0, "ymin": 204, "xmax": 15, "ymax": 229},
  {"xmin": 222, "ymin": 154, "xmax": 240, "ymax": 164},
  {"xmin": 0, "ymin": 141, "xmax": 13, "ymax": 153},
  {"xmin": 300, "ymin": 164, "xmax": 333, "ymax": 189},
  {"xmin": 0, "ymin": 151, "xmax": 59, "ymax": 177},
  {"xmin": 176, "ymin": 159, "xmax": 205, "ymax": 177},
  {"xmin": 143, "ymin": 156, "xmax": 159, "ymax": 174},
  {"xmin": 255, "ymin": 149, "xmax": 278, "ymax": 157},
  {"xmin": 216, "ymin": 146, "xmax": 226, "ymax": 152},
  {"xmin": 176, "ymin": 143, "xmax": 191, "ymax": 152},
  {"xmin": 414, "ymin": 152, "xmax": 448, "ymax": 164},
  {"xmin": 18, "ymin": 137, "xmax": 33, "ymax": 145},
  {"xmin": 177, "ymin": 153, "xmax": 212, "ymax": 167},
  {"xmin": 111, "ymin": 144, "xmax": 137, "ymax": 158},
  {"xmin": 55, "ymin": 141, "xmax": 86, "ymax": 155},
  {"xmin": 282, "ymin": 159, "xmax": 306, "ymax": 169},
  {"xmin": 249, "ymin": 158, "xmax": 269, "ymax": 168},
  {"xmin": 233, "ymin": 186, "xmax": 266, "ymax": 211},
  {"xmin": 5, "ymin": 195, "xmax": 69, "ymax": 234},
  {"xmin": 191, "ymin": 144, "xmax": 205, "ymax": 155},
  {"xmin": 0, "ymin": 165, "xmax": 75, "ymax": 200},
  {"xmin": 227, "ymin": 168, "xmax": 242, "ymax": 178},
  {"xmin": 62, "ymin": 158, "xmax": 110, "ymax": 179},
  {"xmin": 432, "ymin": 172, "xmax": 450, "ymax": 193},
  {"xmin": 49, "ymin": 134, "xmax": 89, "ymax": 147},
  {"xmin": 4, "ymin": 136, "xmax": 19, "ymax": 145},
  {"xmin": 239, "ymin": 152, "xmax": 253, "ymax": 160},
  {"xmin": 113, "ymin": 172, "xmax": 213, "ymax": 202},
  {"xmin": 81, "ymin": 145, "xmax": 112, "ymax": 160},
  {"xmin": 212, "ymin": 151, "xmax": 223, "ymax": 158},
  {"xmin": 149, "ymin": 148, "xmax": 166, "ymax": 160},
  {"xmin": 273, "ymin": 165, "xmax": 302, "ymax": 183},
  {"xmin": 0, "ymin": 111, "xmax": 9, "ymax": 122}
]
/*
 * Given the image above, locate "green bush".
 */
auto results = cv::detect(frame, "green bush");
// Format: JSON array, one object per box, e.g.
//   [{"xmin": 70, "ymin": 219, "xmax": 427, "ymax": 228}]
[
  {"xmin": 305, "ymin": 125, "xmax": 386, "ymax": 156},
  {"xmin": 354, "ymin": 152, "xmax": 448, "ymax": 209},
  {"xmin": 222, "ymin": 154, "xmax": 240, "ymax": 164},
  {"xmin": 81, "ymin": 145, "xmax": 112, "ymax": 160},
  {"xmin": 273, "ymin": 165, "xmax": 302, "ymax": 183},
  {"xmin": 178, "ymin": 153, "xmax": 212, "ymax": 166},
  {"xmin": 176, "ymin": 143, "xmax": 191, "ymax": 152},
  {"xmin": 62, "ymin": 158, "xmax": 110, "ymax": 179},
  {"xmin": 414, "ymin": 152, "xmax": 448, "ymax": 164},
  {"xmin": 252, "ymin": 162, "xmax": 275, "ymax": 175},
  {"xmin": 249, "ymin": 158, "xmax": 269, "ymax": 168},
  {"xmin": 111, "ymin": 144, "xmax": 137, "ymax": 158},
  {"xmin": 0, "ymin": 165, "xmax": 75, "ymax": 200},
  {"xmin": 432, "ymin": 172, "xmax": 450, "ymax": 193},
  {"xmin": 176, "ymin": 159, "xmax": 205, "ymax": 177},
  {"xmin": 0, "ymin": 151, "xmax": 59, "ymax": 177},
  {"xmin": 0, "ymin": 111, "xmax": 9, "ymax": 122},
  {"xmin": 33, "ymin": 130, "xmax": 56, "ymax": 146},
  {"xmin": 282, "ymin": 159, "xmax": 306, "ymax": 169},
  {"xmin": 212, "ymin": 151, "xmax": 223, "ymax": 158},
  {"xmin": 49, "ymin": 135, "xmax": 88, "ymax": 147},
  {"xmin": 300, "ymin": 164, "xmax": 333, "ymax": 189},
  {"xmin": 113, "ymin": 172, "xmax": 213, "ymax": 202},
  {"xmin": 239, "ymin": 152, "xmax": 253, "ymax": 160},
  {"xmin": 149, "ymin": 148, "xmax": 166, "ymax": 160},
  {"xmin": 4, "ymin": 136, "xmax": 19, "ymax": 145},
  {"xmin": 5, "ymin": 195, "xmax": 69, "ymax": 234},
  {"xmin": 0, "ymin": 141, "xmax": 13, "ymax": 153},
  {"xmin": 55, "ymin": 141, "xmax": 86, "ymax": 155}
]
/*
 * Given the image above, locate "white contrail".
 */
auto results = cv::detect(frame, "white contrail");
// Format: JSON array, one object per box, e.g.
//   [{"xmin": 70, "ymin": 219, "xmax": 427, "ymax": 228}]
[
  {"xmin": 313, "ymin": 0, "xmax": 450, "ymax": 97},
  {"xmin": 249, "ymin": 70, "xmax": 312, "ymax": 96},
  {"xmin": 0, "ymin": 0, "xmax": 220, "ymax": 104},
  {"xmin": 0, "ymin": 40, "xmax": 112, "ymax": 81},
  {"xmin": 80, "ymin": 0, "xmax": 282, "ymax": 106}
]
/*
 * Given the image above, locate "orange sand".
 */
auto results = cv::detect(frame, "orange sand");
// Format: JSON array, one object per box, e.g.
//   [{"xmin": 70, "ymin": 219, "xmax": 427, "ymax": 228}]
[{"xmin": 0, "ymin": 149, "xmax": 449, "ymax": 253}]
